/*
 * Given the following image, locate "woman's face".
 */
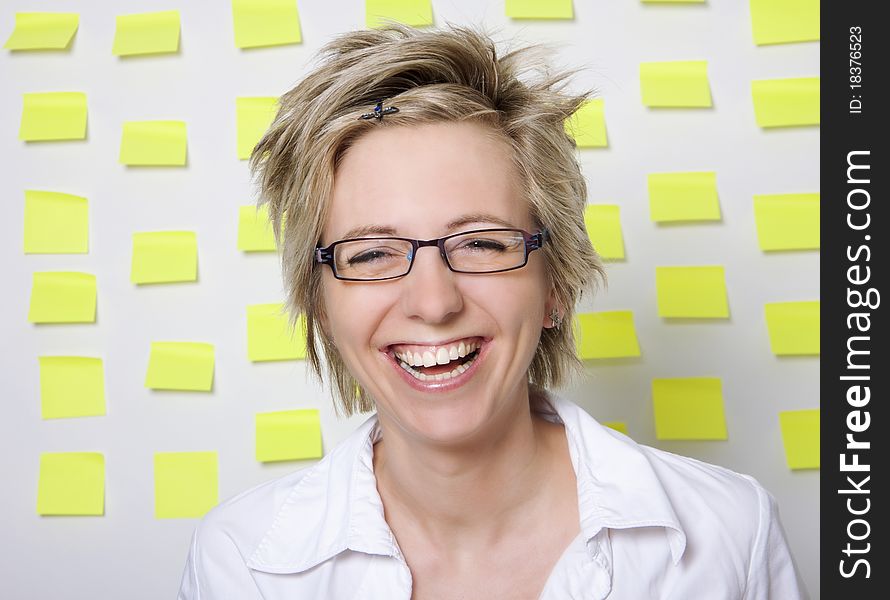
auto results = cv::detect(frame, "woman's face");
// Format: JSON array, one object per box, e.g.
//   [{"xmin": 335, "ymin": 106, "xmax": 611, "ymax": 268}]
[{"xmin": 321, "ymin": 121, "xmax": 555, "ymax": 445}]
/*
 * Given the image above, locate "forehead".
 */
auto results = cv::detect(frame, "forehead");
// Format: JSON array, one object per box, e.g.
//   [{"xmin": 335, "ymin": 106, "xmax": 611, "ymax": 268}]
[{"xmin": 325, "ymin": 121, "xmax": 530, "ymax": 241}]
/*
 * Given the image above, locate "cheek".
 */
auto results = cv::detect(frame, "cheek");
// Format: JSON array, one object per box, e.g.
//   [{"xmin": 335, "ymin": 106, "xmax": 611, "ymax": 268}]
[
  {"xmin": 474, "ymin": 275, "xmax": 547, "ymax": 328},
  {"xmin": 321, "ymin": 278, "xmax": 389, "ymax": 350}
]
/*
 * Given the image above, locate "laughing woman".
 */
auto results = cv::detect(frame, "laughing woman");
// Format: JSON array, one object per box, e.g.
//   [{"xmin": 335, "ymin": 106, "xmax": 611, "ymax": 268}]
[{"xmin": 178, "ymin": 24, "xmax": 806, "ymax": 599}]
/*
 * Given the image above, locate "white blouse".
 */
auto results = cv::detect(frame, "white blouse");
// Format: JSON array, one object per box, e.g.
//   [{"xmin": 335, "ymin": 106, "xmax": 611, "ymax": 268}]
[{"xmin": 178, "ymin": 394, "xmax": 808, "ymax": 599}]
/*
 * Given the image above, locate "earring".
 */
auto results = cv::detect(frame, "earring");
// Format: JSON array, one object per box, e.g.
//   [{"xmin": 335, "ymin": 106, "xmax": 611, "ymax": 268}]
[{"xmin": 548, "ymin": 307, "xmax": 562, "ymax": 330}]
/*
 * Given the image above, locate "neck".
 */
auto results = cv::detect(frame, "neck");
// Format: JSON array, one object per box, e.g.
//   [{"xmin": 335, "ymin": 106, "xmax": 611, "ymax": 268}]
[{"xmin": 372, "ymin": 386, "xmax": 564, "ymax": 552}]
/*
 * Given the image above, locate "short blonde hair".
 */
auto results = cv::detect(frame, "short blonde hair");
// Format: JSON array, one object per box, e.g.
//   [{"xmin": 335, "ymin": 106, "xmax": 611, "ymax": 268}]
[{"xmin": 250, "ymin": 23, "xmax": 605, "ymax": 416}]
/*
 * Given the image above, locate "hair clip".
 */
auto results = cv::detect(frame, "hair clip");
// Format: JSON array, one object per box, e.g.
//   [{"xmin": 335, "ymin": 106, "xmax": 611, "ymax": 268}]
[{"xmin": 358, "ymin": 99, "xmax": 399, "ymax": 121}]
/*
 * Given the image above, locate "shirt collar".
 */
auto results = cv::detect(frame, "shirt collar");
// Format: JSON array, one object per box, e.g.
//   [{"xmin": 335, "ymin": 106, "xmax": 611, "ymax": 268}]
[{"xmin": 247, "ymin": 392, "xmax": 686, "ymax": 573}]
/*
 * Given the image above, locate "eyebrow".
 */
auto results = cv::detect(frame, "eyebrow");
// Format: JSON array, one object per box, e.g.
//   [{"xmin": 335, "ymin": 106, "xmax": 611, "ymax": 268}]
[{"xmin": 339, "ymin": 213, "xmax": 518, "ymax": 240}]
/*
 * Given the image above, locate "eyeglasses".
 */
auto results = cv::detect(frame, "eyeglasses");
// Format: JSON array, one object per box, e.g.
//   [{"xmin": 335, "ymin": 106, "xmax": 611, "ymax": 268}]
[{"xmin": 315, "ymin": 227, "xmax": 548, "ymax": 281}]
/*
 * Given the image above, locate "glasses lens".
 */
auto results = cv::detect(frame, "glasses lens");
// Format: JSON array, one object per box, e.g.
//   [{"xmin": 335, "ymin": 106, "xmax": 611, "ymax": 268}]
[
  {"xmin": 334, "ymin": 238, "xmax": 414, "ymax": 280},
  {"xmin": 445, "ymin": 229, "xmax": 527, "ymax": 273}
]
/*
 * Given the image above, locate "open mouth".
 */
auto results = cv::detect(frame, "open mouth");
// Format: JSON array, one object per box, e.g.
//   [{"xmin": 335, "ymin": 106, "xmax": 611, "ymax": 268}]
[{"xmin": 387, "ymin": 338, "xmax": 485, "ymax": 383}]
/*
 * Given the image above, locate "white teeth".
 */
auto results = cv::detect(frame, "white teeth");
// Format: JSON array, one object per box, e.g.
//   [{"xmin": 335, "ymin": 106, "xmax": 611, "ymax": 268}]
[
  {"xmin": 392, "ymin": 340, "xmax": 482, "ymax": 370},
  {"xmin": 398, "ymin": 352, "xmax": 478, "ymax": 382},
  {"xmin": 436, "ymin": 347, "xmax": 450, "ymax": 365}
]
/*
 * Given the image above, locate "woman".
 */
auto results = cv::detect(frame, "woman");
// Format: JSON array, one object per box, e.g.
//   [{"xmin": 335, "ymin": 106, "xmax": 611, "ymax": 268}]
[{"xmin": 178, "ymin": 24, "xmax": 806, "ymax": 599}]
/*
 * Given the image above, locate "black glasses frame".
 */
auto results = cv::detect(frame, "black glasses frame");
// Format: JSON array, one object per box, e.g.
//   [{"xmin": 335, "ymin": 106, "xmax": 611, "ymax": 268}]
[{"xmin": 315, "ymin": 227, "xmax": 549, "ymax": 282}]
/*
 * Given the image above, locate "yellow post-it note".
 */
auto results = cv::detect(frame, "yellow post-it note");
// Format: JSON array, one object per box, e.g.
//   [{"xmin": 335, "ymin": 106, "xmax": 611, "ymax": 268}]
[
  {"xmin": 653, "ymin": 377, "xmax": 727, "ymax": 440},
  {"xmin": 119, "ymin": 120, "xmax": 187, "ymax": 166},
  {"xmin": 37, "ymin": 452, "xmax": 104, "ymax": 515},
  {"xmin": 648, "ymin": 171, "xmax": 721, "ymax": 222},
  {"xmin": 4, "ymin": 12, "xmax": 79, "ymax": 50},
  {"xmin": 20, "ymin": 92, "xmax": 87, "ymax": 141},
  {"xmin": 24, "ymin": 190, "xmax": 89, "ymax": 254},
  {"xmin": 753, "ymin": 193, "xmax": 819, "ymax": 251},
  {"xmin": 112, "ymin": 10, "xmax": 180, "ymax": 56},
  {"xmin": 366, "ymin": 0, "xmax": 434, "ymax": 28},
  {"xmin": 232, "ymin": 0, "xmax": 302, "ymax": 48},
  {"xmin": 145, "ymin": 342, "xmax": 214, "ymax": 391},
  {"xmin": 575, "ymin": 311, "xmax": 641, "ymax": 359},
  {"xmin": 752, "ymin": 78, "xmax": 819, "ymax": 128},
  {"xmin": 236, "ymin": 97, "xmax": 278, "ymax": 160},
  {"xmin": 656, "ymin": 266, "xmax": 729, "ymax": 318},
  {"xmin": 131, "ymin": 231, "xmax": 198, "ymax": 284},
  {"xmin": 506, "ymin": 0, "xmax": 574, "ymax": 18},
  {"xmin": 238, "ymin": 205, "xmax": 277, "ymax": 251},
  {"xmin": 778, "ymin": 409, "xmax": 820, "ymax": 469},
  {"xmin": 247, "ymin": 304, "xmax": 307, "ymax": 361},
  {"xmin": 640, "ymin": 61, "xmax": 712, "ymax": 108},
  {"xmin": 39, "ymin": 356, "xmax": 106, "ymax": 419},
  {"xmin": 750, "ymin": 0, "xmax": 819, "ymax": 45},
  {"xmin": 28, "ymin": 272, "xmax": 96, "ymax": 323},
  {"xmin": 584, "ymin": 204, "xmax": 624, "ymax": 260},
  {"xmin": 565, "ymin": 98, "xmax": 607, "ymax": 148},
  {"xmin": 764, "ymin": 301, "xmax": 819, "ymax": 355},
  {"xmin": 256, "ymin": 409, "xmax": 323, "ymax": 462},
  {"xmin": 602, "ymin": 421, "xmax": 629, "ymax": 435},
  {"xmin": 154, "ymin": 452, "xmax": 218, "ymax": 518}
]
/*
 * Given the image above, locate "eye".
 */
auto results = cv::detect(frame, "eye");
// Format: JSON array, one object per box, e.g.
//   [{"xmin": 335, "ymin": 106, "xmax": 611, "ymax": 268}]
[
  {"xmin": 344, "ymin": 243, "xmax": 410, "ymax": 265},
  {"xmin": 457, "ymin": 238, "xmax": 508, "ymax": 252},
  {"xmin": 347, "ymin": 249, "xmax": 393, "ymax": 264}
]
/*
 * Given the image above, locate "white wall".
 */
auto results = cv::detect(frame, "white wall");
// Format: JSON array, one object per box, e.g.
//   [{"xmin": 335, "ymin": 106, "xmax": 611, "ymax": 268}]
[{"xmin": 0, "ymin": 1, "xmax": 819, "ymax": 598}]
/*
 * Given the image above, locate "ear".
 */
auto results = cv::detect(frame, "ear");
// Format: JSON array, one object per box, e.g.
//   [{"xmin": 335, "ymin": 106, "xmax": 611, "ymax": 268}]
[{"xmin": 543, "ymin": 287, "xmax": 562, "ymax": 329}]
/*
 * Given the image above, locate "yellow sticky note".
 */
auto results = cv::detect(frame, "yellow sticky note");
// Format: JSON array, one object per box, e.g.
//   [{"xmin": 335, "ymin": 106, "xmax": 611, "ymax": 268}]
[
  {"xmin": 131, "ymin": 231, "xmax": 198, "ymax": 284},
  {"xmin": 506, "ymin": 0, "xmax": 574, "ymax": 18},
  {"xmin": 640, "ymin": 61, "xmax": 712, "ymax": 108},
  {"xmin": 565, "ymin": 98, "xmax": 607, "ymax": 148},
  {"xmin": 24, "ymin": 190, "xmax": 89, "ymax": 254},
  {"xmin": 238, "ymin": 205, "xmax": 277, "ymax": 251},
  {"xmin": 119, "ymin": 120, "xmax": 187, "ymax": 166},
  {"xmin": 753, "ymin": 193, "xmax": 819, "ymax": 251},
  {"xmin": 236, "ymin": 97, "xmax": 278, "ymax": 160},
  {"xmin": 584, "ymin": 205, "xmax": 624, "ymax": 260},
  {"xmin": 28, "ymin": 272, "xmax": 96, "ymax": 323},
  {"xmin": 112, "ymin": 10, "xmax": 180, "ymax": 56},
  {"xmin": 154, "ymin": 452, "xmax": 218, "ymax": 518},
  {"xmin": 232, "ymin": 0, "xmax": 302, "ymax": 48},
  {"xmin": 145, "ymin": 342, "xmax": 215, "ymax": 391},
  {"xmin": 4, "ymin": 12, "xmax": 79, "ymax": 50},
  {"xmin": 648, "ymin": 172, "xmax": 721, "ymax": 222},
  {"xmin": 752, "ymin": 78, "xmax": 820, "ymax": 128},
  {"xmin": 778, "ymin": 409, "xmax": 820, "ymax": 469},
  {"xmin": 764, "ymin": 301, "xmax": 819, "ymax": 355},
  {"xmin": 366, "ymin": 0, "xmax": 433, "ymax": 28},
  {"xmin": 247, "ymin": 304, "xmax": 306, "ymax": 361},
  {"xmin": 656, "ymin": 266, "xmax": 728, "ymax": 318},
  {"xmin": 256, "ymin": 409, "xmax": 323, "ymax": 462},
  {"xmin": 602, "ymin": 421, "xmax": 629, "ymax": 435},
  {"xmin": 575, "ymin": 311, "xmax": 641, "ymax": 359},
  {"xmin": 39, "ymin": 357, "xmax": 106, "ymax": 419},
  {"xmin": 20, "ymin": 92, "xmax": 87, "ymax": 141},
  {"xmin": 653, "ymin": 377, "xmax": 727, "ymax": 440},
  {"xmin": 37, "ymin": 452, "xmax": 104, "ymax": 515},
  {"xmin": 750, "ymin": 0, "xmax": 819, "ymax": 46}
]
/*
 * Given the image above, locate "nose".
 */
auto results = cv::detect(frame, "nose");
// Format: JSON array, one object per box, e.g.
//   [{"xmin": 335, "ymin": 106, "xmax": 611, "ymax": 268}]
[{"xmin": 400, "ymin": 244, "xmax": 463, "ymax": 323}]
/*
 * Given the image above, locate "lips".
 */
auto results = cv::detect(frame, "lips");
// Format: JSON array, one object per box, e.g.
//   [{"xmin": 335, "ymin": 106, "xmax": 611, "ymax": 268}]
[{"xmin": 381, "ymin": 337, "xmax": 490, "ymax": 392}]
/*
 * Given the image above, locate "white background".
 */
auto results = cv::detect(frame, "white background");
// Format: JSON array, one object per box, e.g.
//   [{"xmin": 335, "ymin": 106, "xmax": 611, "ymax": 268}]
[{"xmin": 0, "ymin": 1, "xmax": 819, "ymax": 598}]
